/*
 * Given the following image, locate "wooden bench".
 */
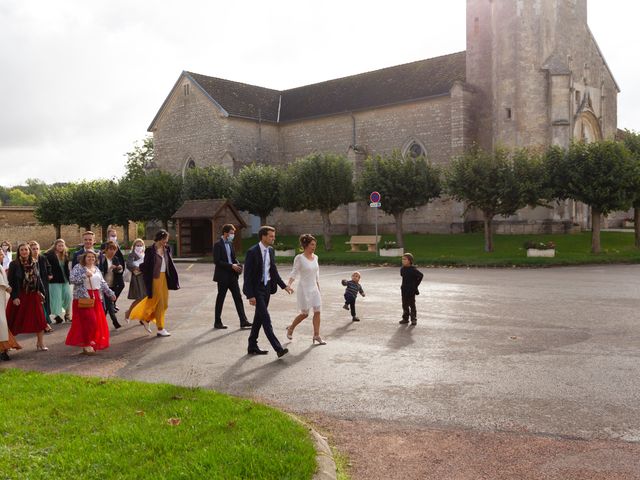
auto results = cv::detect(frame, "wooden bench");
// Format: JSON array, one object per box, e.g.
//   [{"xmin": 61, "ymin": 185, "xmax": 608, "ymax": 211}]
[{"xmin": 345, "ymin": 235, "xmax": 380, "ymax": 252}]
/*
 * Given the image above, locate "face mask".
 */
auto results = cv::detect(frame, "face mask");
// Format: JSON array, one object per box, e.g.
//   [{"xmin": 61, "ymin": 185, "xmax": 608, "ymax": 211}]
[
  {"xmin": 227, "ymin": 234, "xmax": 235, "ymax": 242},
  {"xmin": 109, "ymin": 236, "xmax": 117, "ymax": 242},
  {"xmin": 135, "ymin": 246, "xmax": 145, "ymax": 255}
]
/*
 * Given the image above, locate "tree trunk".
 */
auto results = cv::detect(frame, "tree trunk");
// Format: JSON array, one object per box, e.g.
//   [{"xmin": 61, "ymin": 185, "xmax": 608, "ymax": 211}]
[
  {"xmin": 162, "ymin": 219, "xmax": 169, "ymax": 231},
  {"xmin": 635, "ymin": 207, "xmax": 640, "ymax": 248},
  {"xmin": 84, "ymin": 224, "xmax": 91, "ymax": 232},
  {"xmin": 591, "ymin": 208, "xmax": 601, "ymax": 253},
  {"xmin": 393, "ymin": 211, "xmax": 405, "ymax": 248},
  {"xmin": 122, "ymin": 220, "xmax": 130, "ymax": 246},
  {"xmin": 320, "ymin": 211, "xmax": 332, "ymax": 251},
  {"xmin": 101, "ymin": 224, "xmax": 109, "ymax": 242},
  {"xmin": 54, "ymin": 224, "xmax": 61, "ymax": 240},
  {"xmin": 260, "ymin": 215, "xmax": 268, "ymax": 227},
  {"xmin": 483, "ymin": 213, "xmax": 494, "ymax": 253}
]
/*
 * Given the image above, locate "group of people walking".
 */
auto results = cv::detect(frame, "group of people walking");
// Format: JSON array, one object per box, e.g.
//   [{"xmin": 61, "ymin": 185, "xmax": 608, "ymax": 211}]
[
  {"xmin": 0, "ymin": 228, "xmax": 180, "ymax": 360},
  {"xmin": 1, "ymin": 222, "xmax": 424, "ymax": 361}
]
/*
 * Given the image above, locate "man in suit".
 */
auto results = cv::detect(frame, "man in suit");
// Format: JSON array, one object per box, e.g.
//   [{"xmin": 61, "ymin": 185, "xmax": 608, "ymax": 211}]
[
  {"xmin": 72, "ymin": 231, "xmax": 97, "ymax": 267},
  {"xmin": 213, "ymin": 224, "xmax": 251, "ymax": 330},
  {"xmin": 243, "ymin": 225, "xmax": 292, "ymax": 357}
]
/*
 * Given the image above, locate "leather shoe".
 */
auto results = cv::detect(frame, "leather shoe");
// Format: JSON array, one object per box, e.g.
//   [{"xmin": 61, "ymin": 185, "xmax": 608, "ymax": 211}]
[
  {"xmin": 214, "ymin": 323, "xmax": 228, "ymax": 330},
  {"xmin": 240, "ymin": 321, "xmax": 253, "ymax": 329},
  {"xmin": 247, "ymin": 347, "xmax": 268, "ymax": 355},
  {"xmin": 277, "ymin": 348, "xmax": 289, "ymax": 358}
]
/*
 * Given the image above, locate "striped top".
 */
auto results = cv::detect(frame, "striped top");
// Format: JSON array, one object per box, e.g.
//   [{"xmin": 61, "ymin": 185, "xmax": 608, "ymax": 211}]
[{"xmin": 341, "ymin": 279, "xmax": 364, "ymax": 298}]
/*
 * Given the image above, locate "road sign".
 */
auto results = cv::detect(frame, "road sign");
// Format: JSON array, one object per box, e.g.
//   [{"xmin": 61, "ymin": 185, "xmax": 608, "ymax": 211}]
[
  {"xmin": 369, "ymin": 202, "xmax": 381, "ymax": 208},
  {"xmin": 370, "ymin": 191, "xmax": 381, "ymax": 203}
]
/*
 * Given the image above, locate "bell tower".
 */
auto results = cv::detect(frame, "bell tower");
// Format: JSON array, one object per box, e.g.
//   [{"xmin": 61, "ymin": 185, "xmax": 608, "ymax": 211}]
[{"xmin": 465, "ymin": 0, "xmax": 593, "ymax": 150}]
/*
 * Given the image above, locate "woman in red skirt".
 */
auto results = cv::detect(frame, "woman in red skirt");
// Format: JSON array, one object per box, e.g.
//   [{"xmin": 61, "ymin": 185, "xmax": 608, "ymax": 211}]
[
  {"xmin": 66, "ymin": 249, "xmax": 115, "ymax": 355},
  {"xmin": 6, "ymin": 242, "xmax": 48, "ymax": 351}
]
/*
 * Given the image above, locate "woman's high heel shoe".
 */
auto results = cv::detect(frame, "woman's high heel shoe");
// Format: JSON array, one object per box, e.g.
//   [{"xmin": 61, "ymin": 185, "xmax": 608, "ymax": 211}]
[
  {"xmin": 36, "ymin": 345, "xmax": 49, "ymax": 351},
  {"xmin": 285, "ymin": 325, "xmax": 293, "ymax": 340},
  {"xmin": 312, "ymin": 336, "xmax": 326, "ymax": 345}
]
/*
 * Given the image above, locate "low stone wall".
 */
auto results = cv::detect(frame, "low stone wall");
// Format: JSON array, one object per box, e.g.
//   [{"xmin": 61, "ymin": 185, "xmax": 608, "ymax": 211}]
[{"xmin": 0, "ymin": 206, "xmax": 137, "ymax": 252}]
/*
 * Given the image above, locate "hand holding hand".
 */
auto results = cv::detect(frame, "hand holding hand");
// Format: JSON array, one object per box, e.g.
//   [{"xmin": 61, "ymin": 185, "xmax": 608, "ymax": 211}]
[{"xmin": 284, "ymin": 286, "xmax": 293, "ymax": 294}]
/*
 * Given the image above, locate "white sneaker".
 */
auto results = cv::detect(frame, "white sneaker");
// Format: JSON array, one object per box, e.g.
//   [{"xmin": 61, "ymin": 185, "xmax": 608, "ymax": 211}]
[{"xmin": 156, "ymin": 329, "xmax": 171, "ymax": 337}]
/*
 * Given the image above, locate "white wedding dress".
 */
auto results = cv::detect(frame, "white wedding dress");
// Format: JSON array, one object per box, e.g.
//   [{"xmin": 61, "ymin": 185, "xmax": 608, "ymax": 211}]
[{"xmin": 289, "ymin": 254, "xmax": 322, "ymax": 313}]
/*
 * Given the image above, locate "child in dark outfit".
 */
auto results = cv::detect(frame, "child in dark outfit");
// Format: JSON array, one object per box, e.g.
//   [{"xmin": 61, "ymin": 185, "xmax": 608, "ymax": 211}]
[
  {"xmin": 399, "ymin": 253, "xmax": 423, "ymax": 325},
  {"xmin": 341, "ymin": 271, "xmax": 365, "ymax": 321}
]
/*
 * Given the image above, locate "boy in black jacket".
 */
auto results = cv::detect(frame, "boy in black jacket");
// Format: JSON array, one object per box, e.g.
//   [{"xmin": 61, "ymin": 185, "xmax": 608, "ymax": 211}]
[{"xmin": 399, "ymin": 253, "xmax": 423, "ymax": 326}]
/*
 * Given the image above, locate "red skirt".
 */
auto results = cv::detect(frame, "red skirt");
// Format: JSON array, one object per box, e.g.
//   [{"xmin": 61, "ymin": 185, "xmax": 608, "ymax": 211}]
[
  {"xmin": 65, "ymin": 290, "xmax": 110, "ymax": 350},
  {"xmin": 6, "ymin": 291, "xmax": 48, "ymax": 335}
]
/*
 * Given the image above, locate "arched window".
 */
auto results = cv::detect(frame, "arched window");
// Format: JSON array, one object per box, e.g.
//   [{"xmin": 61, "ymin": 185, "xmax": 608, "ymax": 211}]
[
  {"xmin": 182, "ymin": 157, "xmax": 196, "ymax": 177},
  {"xmin": 402, "ymin": 140, "xmax": 427, "ymax": 159},
  {"xmin": 221, "ymin": 152, "xmax": 235, "ymax": 174}
]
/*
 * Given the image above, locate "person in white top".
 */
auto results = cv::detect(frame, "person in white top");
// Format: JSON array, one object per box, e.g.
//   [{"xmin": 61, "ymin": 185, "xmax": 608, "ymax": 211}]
[
  {"xmin": 286, "ymin": 234, "xmax": 326, "ymax": 345},
  {"xmin": 1, "ymin": 240, "xmax": 11, "ymax": 271},
  {"xmin": 0, "ymin": 248, "xmax": 22, "ymax": 360}
]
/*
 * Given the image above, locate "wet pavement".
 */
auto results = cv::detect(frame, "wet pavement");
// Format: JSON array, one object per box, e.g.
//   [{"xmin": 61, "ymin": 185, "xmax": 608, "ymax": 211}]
[{"xmin": 10, "ymin": 262, "xmax": 640, "ymax": 478}]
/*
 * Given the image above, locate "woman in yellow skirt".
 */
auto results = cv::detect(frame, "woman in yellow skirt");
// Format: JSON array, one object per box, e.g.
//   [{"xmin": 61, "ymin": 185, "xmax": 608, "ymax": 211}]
[{"xmin": 130, "ymin": 230, "xmax": 180, "ymax": 337}]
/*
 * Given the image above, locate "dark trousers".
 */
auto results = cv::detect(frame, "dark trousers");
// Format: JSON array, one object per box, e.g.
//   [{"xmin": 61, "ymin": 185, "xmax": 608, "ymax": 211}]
[
  {"xmin": 401, "ymin": 291, "xmax": 417, "ymax": 320},
  {"xmin": 344, "ymin": 293, "xmax": 357, "ymax": 317},
  {"xmin": 103, "ymin": 294, "xmax": 119, "ymax": 325},
  {"xmin": 248, "ymin": 285, "xmax": 283, "ymax": 352},
  {"xmin": 215, "ymin": 278, "xmax": 247, "ymax": 325}
]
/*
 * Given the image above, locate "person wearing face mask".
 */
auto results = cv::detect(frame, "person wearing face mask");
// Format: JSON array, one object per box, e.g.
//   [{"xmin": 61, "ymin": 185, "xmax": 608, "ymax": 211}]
[
  {"xmin": 1, "ymin": 241, "xmax": 12, "ymax": 271},
  {"xmin": 99, "ymin": 228, "xmax": 125, "ymax": 311},
  {"xmin": 125, "ymin": 238, "xmax": 146, "ymax": 322},
  {"xmin": 213, "ymin": 224, "xmax": 251, "ymax": 330}
]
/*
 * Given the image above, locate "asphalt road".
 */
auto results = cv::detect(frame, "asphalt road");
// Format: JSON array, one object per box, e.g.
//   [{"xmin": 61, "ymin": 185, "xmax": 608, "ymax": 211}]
[{"xmin": 11, "ymin": 261, "xmax": 640, "ymax": 478}]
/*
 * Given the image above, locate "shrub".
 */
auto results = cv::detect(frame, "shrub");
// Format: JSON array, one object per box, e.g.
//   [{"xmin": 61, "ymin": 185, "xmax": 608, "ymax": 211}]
[{"xmin": 523, "ymin": 240, "xmax": 555, "ymax": 250}]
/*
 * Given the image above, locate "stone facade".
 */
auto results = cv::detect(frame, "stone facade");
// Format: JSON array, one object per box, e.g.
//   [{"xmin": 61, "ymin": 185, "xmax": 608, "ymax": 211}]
[{"xmin": 149, "ymin": 0, "xmax": 621, "ymax": 235}]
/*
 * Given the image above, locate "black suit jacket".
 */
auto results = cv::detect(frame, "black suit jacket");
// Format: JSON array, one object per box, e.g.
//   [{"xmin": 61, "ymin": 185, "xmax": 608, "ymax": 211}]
[
  {"xmin": 45, "ymin": 251, "xmax": 70, "ymax": 284},
  {"xmin": 213, "ymin": 238, "xmax": 239, "ymax": 284},
  {"xmin": 242, "ymin": 243, "xmax": 285, "ymax": 299}
]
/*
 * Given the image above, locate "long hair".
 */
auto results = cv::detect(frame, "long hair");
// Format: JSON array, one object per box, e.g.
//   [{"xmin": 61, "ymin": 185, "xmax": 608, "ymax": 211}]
[{"xmin": 47, "ymin": 238, "xmax": 69, "ymax": 262}]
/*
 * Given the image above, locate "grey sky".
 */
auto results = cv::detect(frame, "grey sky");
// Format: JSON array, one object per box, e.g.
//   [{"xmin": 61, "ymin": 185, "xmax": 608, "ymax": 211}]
[{"xmin": 0, "ymin": 0, "xmax": 636, "ymax": 187}]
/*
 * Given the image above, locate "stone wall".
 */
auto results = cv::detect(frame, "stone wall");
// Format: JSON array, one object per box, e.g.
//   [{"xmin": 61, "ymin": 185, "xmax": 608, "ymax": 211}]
[{"xmin": 0, "ymin": 207, "xmax": 137, "ymax": 253}]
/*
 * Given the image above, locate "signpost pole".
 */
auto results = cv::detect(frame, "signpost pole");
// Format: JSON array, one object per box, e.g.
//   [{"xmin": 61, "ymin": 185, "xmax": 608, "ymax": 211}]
[{"xmin": 369, "ymin": 191, "xmax": 381, "ymax": 256}]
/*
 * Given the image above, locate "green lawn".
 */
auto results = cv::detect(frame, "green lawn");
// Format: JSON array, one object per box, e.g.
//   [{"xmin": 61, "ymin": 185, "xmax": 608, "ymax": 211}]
[
  {"xmin": 232, "ymin": 231, "xmax": 640, "ymax": 267},
  {"xmin": 0, "ymin": 369, "xmax": 316, "ymax": 480}
]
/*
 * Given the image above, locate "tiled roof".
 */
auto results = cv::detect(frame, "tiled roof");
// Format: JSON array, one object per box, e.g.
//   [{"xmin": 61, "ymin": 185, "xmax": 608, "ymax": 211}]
[
  {"xmin": 171, "ymin": 199, "xmax": 246, "ymax": 228},
  {"xmin": 183, "ymin": 51, "xmax": 466, "ymax": 124}
]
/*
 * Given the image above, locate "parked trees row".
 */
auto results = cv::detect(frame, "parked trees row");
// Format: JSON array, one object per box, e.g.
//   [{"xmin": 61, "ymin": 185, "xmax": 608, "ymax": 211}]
[{"xmin": 33, "ymin": 132, "xmax": 640, "ymax": 253}]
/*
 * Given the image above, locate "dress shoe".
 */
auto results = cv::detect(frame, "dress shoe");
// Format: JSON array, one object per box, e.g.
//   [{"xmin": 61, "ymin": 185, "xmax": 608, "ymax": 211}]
[
  {"xmin": 240, "ymin": 321, "xmax": 253, "ymax": 329},
  {"xmin": 342, "ymin": 303, "xmax": 349, "ymax": 310},
  {"xmin": 112, "ymin": 319, "xmax": 122, "ymax": 329},
  {"xmin": 352, "ymin": 317, "xmax": 360, "ymax": 322},
  {"xmin": 247, "ymin": 347, "xmax": 268, "ymax": 355},
  {"xmin": 277, "ymin": 348, "xmax": 289, "ymax": 358},
  {"xmin": 214, "ymin": 323, "xmax": 228, "ymax": 330},
  {"xmin": 410, "ymin": 319, "xmax": 417, "ymax": 326},
  {"xmin": 399, "ymin": 319, "xmax": 409, "ymax": 324},
  {"xmin": 0, "ymin": 351, "xmax": 10, "ymax": 361},
  {"xmin": 64, "ymin": 313, "xmax": 71, "ymax": 322},
  {"xmin": 54, "ymin": 315, "xmax": 64, "ymax": 324},
  {"xmin": 157, "ymin": 329, "xmax": 171, "ymax": 337}
]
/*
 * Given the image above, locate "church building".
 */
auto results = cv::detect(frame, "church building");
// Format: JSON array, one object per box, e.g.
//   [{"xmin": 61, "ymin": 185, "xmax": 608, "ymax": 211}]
[{"xmin": 148, "ymin": 0, "xmax": 619, "ymax": 235}]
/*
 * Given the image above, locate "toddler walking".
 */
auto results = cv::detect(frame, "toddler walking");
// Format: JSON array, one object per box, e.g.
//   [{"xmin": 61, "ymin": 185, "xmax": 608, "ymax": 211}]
[
  {"xmin": 341, "ymin": 271, "xmax": 365, "ymax": 321},
  {"xmin": 399, "ymin": 253, "xmax": 423, "ymax": 326}
]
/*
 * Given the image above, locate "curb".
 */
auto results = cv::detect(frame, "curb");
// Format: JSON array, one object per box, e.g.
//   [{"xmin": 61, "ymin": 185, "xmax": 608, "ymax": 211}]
[{"xmin": 290, "ymin": 414, "xmax": 338, "ymax": 480}]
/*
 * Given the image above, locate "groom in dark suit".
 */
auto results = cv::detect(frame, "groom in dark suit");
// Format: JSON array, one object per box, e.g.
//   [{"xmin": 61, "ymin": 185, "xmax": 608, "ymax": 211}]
[
  {"xmin": 213, "ymin": 224, "xmax": 252, "ymax": 330},
  {"xmin": 243, "ymin": 225, "xmax": 292, "ymax": 357}
]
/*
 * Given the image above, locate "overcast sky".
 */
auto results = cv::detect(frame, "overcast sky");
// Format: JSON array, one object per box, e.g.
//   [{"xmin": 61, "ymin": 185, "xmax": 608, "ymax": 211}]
[{"xmin": 0, "ymin": 0, "xmax": 636, "ymax": 187}]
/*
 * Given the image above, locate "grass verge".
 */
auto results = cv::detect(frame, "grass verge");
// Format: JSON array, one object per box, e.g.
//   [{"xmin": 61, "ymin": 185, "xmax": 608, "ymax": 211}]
[
  {"xmin": 221, "ymin": 231, "xmax": 640, "ymax": 267},
  {"xmin": 0, "ymin": 369, "xmax": 316, "ymax": 480}
]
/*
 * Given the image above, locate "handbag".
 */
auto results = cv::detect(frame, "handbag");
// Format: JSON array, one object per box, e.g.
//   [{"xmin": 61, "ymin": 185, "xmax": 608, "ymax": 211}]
[{"xmin": 77, "ymin": 297, "xmax": 95, "ymax": 309}]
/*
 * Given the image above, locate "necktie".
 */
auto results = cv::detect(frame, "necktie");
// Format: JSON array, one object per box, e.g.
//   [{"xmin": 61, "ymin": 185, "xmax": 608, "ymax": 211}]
[{"xmin": 263, "ymin": 249, "xmax": 269, "ymax": 286}]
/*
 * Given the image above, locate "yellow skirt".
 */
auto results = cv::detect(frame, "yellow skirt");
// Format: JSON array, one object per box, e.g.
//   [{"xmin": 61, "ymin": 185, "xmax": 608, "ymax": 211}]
[{"xmin": 130, "ymin": 273, "xmax": 169, "ymax": 330}]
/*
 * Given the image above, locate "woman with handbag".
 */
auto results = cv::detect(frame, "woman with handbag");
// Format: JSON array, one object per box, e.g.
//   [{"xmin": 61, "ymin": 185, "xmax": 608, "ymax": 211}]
[
  {"xmin": 65, "ymin": 250, "xmax": 115, "ymax": 355},
  {"xmin": 6, "ymin": 242, "xmax": 48, "ymax": 351},
  {"xmin": 129, "ymin": 229, "xmax": 180, "ymax": 337}
]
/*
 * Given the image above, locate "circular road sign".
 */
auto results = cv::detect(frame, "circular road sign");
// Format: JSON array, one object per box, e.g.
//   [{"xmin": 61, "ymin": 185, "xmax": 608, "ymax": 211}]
[{"xmin": 370, "ymin": 191, "xmax": 381, "ymax": 203}]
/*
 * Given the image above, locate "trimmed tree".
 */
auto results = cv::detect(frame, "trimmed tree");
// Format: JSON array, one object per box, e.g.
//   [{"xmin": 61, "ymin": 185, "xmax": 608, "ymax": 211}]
[
  {"xmin": 183, "ymin": 166, "xmax": 234, "ymax": 200},
  {"xmin": 34, "ymin": 185, "xmax": 69, "ymax": 239},
  {"xmin": 130, "ymin": 170, "xmax": 183, "ymax": 230},
  {"xmin": 232, "ymin": 163, "xmax": 281, "ymax": 225},
  {"xmin": 280, "ymin": 153, "xmax": 354, "ymax": 251},
  {"xmin": 446, "ymin": 146, "xmax": 550, "ymax": 252},
  {"xmin": 620, "ymin": 130, "xmax": 640, "ymax": 247},
  {"xmin": 547, "ymin": 140, "xmax": 639, "ymax": 253},
  {"xmin": 356, "ymin": 150, "xmax": 441, "ymax": 248}
]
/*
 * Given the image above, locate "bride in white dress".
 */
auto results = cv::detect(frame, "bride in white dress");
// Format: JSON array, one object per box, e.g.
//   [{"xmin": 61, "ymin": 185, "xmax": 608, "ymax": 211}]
[{"xmin": 285, "ymin": 234, "xmax": 326, "ymax": 345}]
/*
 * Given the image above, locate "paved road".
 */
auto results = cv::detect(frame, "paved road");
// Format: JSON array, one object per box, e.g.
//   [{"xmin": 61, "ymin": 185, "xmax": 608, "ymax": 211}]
[{"xmin": 13, "ymin": 262, "xmax": 640, "ymax": 478}]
